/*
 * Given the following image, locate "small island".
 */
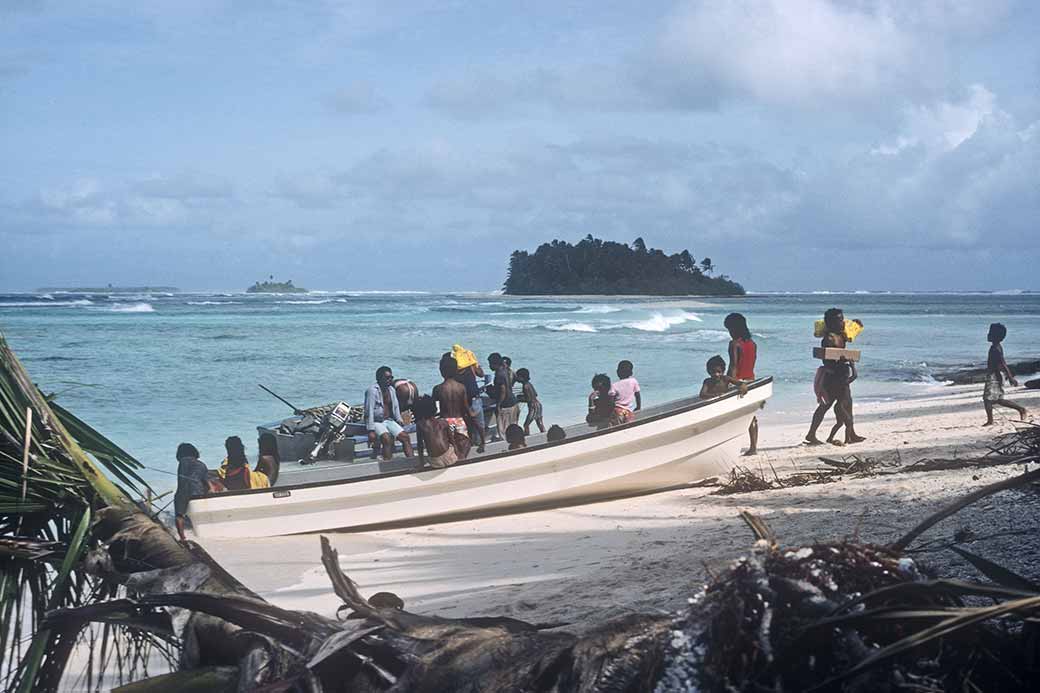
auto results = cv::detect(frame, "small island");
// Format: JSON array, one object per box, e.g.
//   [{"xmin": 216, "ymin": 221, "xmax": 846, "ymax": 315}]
[
  {"xmin": 503, "ymin": 236, "xmax": 745, "ymax": 296},
  {"xmin": 36, "ymin": 285, "xmax": 179, "ymax": 293},
  {"xmin": 247, "ymin": 277, "xmax": 308, "ymax": 294}
]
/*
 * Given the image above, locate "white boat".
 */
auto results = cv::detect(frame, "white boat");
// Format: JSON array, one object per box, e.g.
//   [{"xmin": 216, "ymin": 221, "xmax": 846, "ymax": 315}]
[{"xmin": 186, "ymin": 378, "xmax": 772, "ymax": 539}]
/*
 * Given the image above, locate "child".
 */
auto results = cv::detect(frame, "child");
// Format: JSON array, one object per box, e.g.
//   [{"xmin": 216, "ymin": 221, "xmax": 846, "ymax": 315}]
[
  {"xmin": 699, "ymin": 355, "xmax": 748, "ymax": 399},
  {"xmin": 824, "ymin": 361, "xmax": 859, "ymax": 446},
  {"xmin": 586, "ymin": 373, "xmax": 618, "ymax": 429},
  {"xmin": 514, "ymin": 368, "xmax": 546, "ymax": 434},
  {"xmin": 414, "ymin": 395, "xmax": 470, "ymax": 469},
  {"xmin": 613, "ymin": 360, "xmax": 641, "ymax": 424},
  {"xmin": 546, "ymin": 424, "xmax": 567, "ymax": 442},
  {"xmin": 724, "ymin": 313, "xmax": 758, "ymax": 455},
  {"xmin": 505, "ymin": 424, "xmax": 527, "ymax": 450},
  {"xmin": 983, "ymin": 323, "xmax": 1028, "ymax": 425}
]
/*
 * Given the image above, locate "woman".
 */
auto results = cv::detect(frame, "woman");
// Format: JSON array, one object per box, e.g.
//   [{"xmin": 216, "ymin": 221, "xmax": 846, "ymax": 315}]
[
  {"xmin": 256, "ymin": 432, "xmax": 281, "ymax": 485},
  {"xmin": 221, "ymin": 436, "xmax": 270, "ymax": 490},
  {"xmin": 725, "ymin": 313, "xmax": 758, "ymax": 455},
  {"xmin": 805, "ymin": 308, "xmax": 865, "ymax": 445}
]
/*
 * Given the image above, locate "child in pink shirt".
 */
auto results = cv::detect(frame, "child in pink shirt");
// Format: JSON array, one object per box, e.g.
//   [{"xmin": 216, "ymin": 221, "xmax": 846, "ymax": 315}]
[{"xmin": 612, "ymin": 360, "xmax": 642, "ymax": 423}]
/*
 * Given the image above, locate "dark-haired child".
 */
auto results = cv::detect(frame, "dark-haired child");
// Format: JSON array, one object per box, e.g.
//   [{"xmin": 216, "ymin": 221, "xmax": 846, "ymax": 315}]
[
  {"xmin": 514, "ymin": 368, "xmax": 546, "ymax": 434},
  {"xmin": 546, "ymin": 424, "xmax": 567, "ymax": 442},
  {"xmin": 699, "ymin": 355, "xmax": 748, "ymax": 399},
  {"xmin": 414, "ymin": 395, "xmax": 471, "ymax": 468},
  {"xmin": 613, "ymin": 360, "xmax": 641, "ymax": 423},
  {"xmin": 983, "ymin": 323, "xmax": 1027, "ymax": 425},
  {"xmin": 586, "ymin": 373, "xmax": 618, "ymax": 429},
  {"xmin": 725, "ymin": 312, "xmax": 758, "ymax": 455},
  {"xmin": 505, "ymin": 424, "xmax": 527, "ymax": 450}
]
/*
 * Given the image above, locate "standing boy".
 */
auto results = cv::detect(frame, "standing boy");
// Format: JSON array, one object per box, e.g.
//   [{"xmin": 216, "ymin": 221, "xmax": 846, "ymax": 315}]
[{"xmin": 983, "ymin": 323, "xmax": 1028, "ymax": 425}]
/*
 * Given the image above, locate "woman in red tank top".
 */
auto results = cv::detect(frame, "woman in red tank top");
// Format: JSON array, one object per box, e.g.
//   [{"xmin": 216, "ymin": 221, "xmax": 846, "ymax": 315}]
[{"xmin": 724, "ymin": 313, "xmax": 758, "ymax": 455}]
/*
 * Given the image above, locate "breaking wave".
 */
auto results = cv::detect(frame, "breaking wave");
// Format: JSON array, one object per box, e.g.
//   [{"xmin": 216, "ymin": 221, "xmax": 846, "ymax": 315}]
[
  {"xmin": 0, "ymin": 299, "xmax": 94, "ymax": 308},
  {"xmin": 105, "ymin": 302, "xmax": 155, "ymax": 313},
  {"xmin": 625, "ymin": 312, "xmax": 702, "ymax": 332},
  {"xmin": 547, "ymin": 322, "xmax": 598, "ymax": 333},
  {"xmin": 575, "ymin": 305, "xmax": 622, "ymax": 314}
]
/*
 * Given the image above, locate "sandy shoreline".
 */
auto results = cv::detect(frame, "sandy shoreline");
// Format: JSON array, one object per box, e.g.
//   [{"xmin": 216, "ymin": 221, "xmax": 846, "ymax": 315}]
[{"xmin": 204, "ymin": 383, "xmax": 1040, "ymax": 631}]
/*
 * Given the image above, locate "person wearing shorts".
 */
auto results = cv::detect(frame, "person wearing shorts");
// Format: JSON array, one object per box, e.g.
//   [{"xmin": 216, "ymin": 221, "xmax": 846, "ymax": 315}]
[{"xmin": 364, "ymin": 365, "xmax": 414, "ymax": 460}]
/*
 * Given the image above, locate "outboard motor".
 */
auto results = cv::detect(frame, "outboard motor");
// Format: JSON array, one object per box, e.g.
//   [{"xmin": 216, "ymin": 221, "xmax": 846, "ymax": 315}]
[{"xmin": 307, "ymin": 402, "xmax": 353, "ymax": 461}]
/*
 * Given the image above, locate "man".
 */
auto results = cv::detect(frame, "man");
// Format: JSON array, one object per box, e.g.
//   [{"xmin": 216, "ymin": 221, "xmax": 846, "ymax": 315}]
[
  {"xmin": 488, "ymin": 352, "xmax": 520, "ymax": 441},
  {"xmin": 173, "ymin": 443, "xmax": 209, "ymax": 542},
  {"xmin": 364, "ymin": 366, "xmax": 414, "ymax": 460},
  {"xmin": 452, "ymin": 344, "xmax": 487, "ymax": 453}
]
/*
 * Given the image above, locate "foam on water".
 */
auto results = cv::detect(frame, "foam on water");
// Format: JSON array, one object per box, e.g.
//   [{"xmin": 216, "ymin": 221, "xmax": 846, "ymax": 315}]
[
  {"xmin": 104, "ymin": 302, "xmax": 155, "ymax": 313},
  {"xmin": 547, "ymin": 322, "xmax": 598, "ymax": 333},
  {"xmin": 625, "ymin": 311, "xmax": 702, "ymax": 332}
]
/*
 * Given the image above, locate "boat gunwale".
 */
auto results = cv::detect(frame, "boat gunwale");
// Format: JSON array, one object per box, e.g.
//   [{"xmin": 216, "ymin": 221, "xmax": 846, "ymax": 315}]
[{"xmin": 190, "ymin": 376, "xmax": 772, "ymax": 502}]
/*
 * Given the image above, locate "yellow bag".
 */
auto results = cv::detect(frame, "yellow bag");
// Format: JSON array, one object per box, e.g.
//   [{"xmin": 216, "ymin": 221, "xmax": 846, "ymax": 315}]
[
  {"xmin": 452, "ymin": 344, "xmax": 478, "ymax": 369},
  {"xmin": 814, "ymin": 319, "xmax": 863, "ymax": 342}
]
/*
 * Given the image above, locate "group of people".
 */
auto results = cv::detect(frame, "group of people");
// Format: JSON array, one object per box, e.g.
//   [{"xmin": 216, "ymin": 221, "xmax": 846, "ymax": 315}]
[
  {"xmin": 173, "ymin": 433, "xmax": 282, "ymax": 540},
  {"xmin": 361, "ymin": 347, "xmax": 561, "ymax": 468},
  {"xmin": 171, "ymin": 307, "xmax": 1031, "ymax": 542}
]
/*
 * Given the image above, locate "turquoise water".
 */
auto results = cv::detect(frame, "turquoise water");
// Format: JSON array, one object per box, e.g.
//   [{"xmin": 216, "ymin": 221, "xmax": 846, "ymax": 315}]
[{"xmin": 2, "ymin": 291, "xmax": 1038, "ymax": 494}]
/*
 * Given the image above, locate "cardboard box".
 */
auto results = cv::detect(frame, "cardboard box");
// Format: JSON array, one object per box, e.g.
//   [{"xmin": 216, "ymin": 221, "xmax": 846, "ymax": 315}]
[{"xmin": 813, "ymin": 347, "xmax": 861, "ymax": 362}]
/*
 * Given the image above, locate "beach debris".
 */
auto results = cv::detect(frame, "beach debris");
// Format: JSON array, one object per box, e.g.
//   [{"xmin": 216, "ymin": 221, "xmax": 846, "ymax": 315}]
[
  {"xmin": 712, "ymin": 466, "xmax": 777, "ymax": 495},
  {"xmin": 987, "ymin": 421, "xmax": 1040, "ymax": 458}
]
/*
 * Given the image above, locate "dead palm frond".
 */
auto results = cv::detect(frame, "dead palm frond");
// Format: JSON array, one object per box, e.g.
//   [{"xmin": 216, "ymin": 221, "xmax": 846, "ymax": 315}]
[{"xmin": 0, "ymin": 333, "xmax": 159, "ymax": 692}]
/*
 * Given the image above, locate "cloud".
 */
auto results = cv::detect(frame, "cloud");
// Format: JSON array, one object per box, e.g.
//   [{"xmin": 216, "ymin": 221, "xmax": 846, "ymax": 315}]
[
  {"xmin": 324, "ymin": 80, "xmax": 389, "ymax": 114},
  {"xmin": 785, "ymin": 87, "xmax": 1039, "ymax": 251},
  {"xmin": 425, "ymin": 1, "xmax": 1015, "ymax": 119},
  {"xmin": 25, "ymin": 172, "xmax": 236, "ymax": 230}
]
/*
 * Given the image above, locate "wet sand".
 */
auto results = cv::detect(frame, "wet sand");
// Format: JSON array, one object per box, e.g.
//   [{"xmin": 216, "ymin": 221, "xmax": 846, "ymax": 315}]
[{"xmin": 205, "ymin": 383, "xmax": 1040, "ymax": 630}]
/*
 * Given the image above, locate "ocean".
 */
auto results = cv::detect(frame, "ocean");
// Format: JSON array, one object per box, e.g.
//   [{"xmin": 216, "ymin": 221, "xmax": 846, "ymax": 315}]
[{"xmin": 2, "ymin": 290, "xmax": 1038, "ymax": 494}]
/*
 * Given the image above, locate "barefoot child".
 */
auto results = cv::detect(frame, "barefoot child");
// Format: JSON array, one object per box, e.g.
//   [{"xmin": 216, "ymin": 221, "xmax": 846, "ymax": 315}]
[
  {"xmin": 825, "ymin": 361, "xmax": 859, "ymax": 446},
  {"xmin": 983, "ymin": 323, "xmax": 1028, "ymax": 425},
  {"xmin": 514, "ymin": 368, "xmax": 546, "ymax": 434},
  {"xmin": 699, "ymin": 355, "xmax": 748, "ymax": 399},
  {"xmin": 724, "ymin": 313, "xmax": 758, "ymax": 455}
]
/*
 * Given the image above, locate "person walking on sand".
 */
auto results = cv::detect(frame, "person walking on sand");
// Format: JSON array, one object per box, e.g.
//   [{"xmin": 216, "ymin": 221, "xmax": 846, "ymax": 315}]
[
  {"xmin": 805, "ymin": 308, "xmax": 865, "ymax": 446},
  {"xmin": 724, "ymin": 313, "xmax": 758, "ymax": 455},
  {"xmin": 983, "ymin": 323, "xmax": 1028, "ymax": 425}
]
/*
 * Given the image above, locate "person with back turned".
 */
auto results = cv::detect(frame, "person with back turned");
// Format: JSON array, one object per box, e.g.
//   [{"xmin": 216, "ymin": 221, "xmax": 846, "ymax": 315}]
[{"xmin": 173, "ymin": 443, "xmax": 209, "ymax": 542}]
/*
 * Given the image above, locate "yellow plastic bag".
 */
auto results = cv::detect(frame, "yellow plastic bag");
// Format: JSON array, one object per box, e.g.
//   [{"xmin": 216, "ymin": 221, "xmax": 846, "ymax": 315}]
[
  {"xmin": 452, "ymin": 344, "xmax": 478, "ymax": 369},
  {"xmin": 814, "ymin": 319, "xmax": 864, "ymax": 342}
]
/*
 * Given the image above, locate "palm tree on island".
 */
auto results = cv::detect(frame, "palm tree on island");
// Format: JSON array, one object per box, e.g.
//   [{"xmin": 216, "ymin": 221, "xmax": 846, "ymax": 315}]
[{"xmin": 246, "ymin": 275, "xmax": 308, "ymax": 293}]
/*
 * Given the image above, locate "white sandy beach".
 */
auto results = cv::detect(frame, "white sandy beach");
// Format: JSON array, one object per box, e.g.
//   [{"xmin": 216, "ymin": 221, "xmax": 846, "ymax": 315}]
[{"xmin": 204, "ymin": 383, "xmax": 1040, "ymax": 631}]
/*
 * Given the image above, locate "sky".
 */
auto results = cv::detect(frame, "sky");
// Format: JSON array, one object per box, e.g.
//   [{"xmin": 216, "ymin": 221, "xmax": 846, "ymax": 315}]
[{"xmin": 1, "ymin": 0, "xmax": 1038, "ymax": 292}]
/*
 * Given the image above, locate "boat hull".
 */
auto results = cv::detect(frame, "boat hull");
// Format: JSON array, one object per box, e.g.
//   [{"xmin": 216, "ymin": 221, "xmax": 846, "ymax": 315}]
[{"xmin": 188, "ymin": 380, "xmax": 771, "ymax": 538}]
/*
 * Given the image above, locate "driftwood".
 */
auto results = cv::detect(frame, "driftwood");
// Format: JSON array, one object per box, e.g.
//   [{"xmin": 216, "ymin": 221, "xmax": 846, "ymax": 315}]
[{"xmin": 45, "ymin": 465, "xmax": 1040, "ymax": 692}]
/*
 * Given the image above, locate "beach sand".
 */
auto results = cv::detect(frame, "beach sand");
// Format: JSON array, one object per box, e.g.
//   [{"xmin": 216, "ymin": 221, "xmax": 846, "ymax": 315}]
[{"xmin": 204, "ymin": 383, "xmax": 1040, "ymax": 631}]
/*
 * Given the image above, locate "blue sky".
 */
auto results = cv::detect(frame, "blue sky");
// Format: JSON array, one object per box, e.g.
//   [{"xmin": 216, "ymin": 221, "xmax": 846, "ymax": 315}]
[{"xmin": 2, "ymin": 1, "xmax": 1038, "ymax": 292}]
